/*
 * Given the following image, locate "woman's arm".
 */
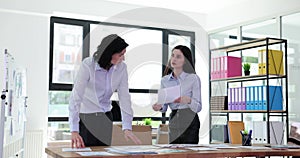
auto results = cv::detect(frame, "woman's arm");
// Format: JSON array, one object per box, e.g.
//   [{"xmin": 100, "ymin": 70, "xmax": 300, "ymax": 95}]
[
  {"xmin": 117, "ymin": 63, "xmax": 141, "ymax": 144},
  {"xmin": 117, "ymin": 64, "xmax": 133, "ymax": 131},
  {"xmin": 69, "ymin": 60, "xmax": 90, "ymax": 132},
  {"xmin": 69, "ymin": 59, "xmax": 90, "ymax": 148},
  {"xmin": 188, "ymin": 74, "xmax": 202, "ymax": 113}
]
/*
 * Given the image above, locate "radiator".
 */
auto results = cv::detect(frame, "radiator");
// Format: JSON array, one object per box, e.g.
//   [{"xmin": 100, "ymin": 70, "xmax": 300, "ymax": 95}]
[
  {"xmin": 24, "ymin": 130, "xmax": 43, "ymax": 158},
  {"xmin": 3, "ymin": 138, "xmax": 23, "ymax": 158}
]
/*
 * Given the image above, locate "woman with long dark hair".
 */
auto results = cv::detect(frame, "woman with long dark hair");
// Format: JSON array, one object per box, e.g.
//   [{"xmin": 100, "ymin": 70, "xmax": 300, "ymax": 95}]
[
  {"xmin": 69, "ymin": 34, "xmax": 141, "ymax": 148},
  {"xmin": 153, "ymin": 45, "xmax": 202, "ymax": 144}
]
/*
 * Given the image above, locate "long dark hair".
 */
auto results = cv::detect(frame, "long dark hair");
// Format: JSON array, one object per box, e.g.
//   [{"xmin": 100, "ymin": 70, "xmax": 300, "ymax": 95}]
[
  {"xmin": 93, "ymin": 34, "xmax": 128, "ymax": 70},
  {"xmin": 163, "ymin": 45, "xmax": 195, "ymax": 75}
]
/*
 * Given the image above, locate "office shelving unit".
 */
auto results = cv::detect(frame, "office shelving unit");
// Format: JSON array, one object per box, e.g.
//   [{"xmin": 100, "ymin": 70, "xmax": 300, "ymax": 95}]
[{"xmin": 209, "ymin": 37, "xmax": 288, "ymax": 144}]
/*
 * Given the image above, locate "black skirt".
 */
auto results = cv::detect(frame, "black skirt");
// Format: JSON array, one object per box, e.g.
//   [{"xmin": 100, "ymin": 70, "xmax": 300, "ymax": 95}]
[
  {"xmin": 169, "ymin": 108, "xmax": 200, "ymax": 144},
  {"xmin": 79, "ymin": 111, "xmax": 113, "ymax": 146}
]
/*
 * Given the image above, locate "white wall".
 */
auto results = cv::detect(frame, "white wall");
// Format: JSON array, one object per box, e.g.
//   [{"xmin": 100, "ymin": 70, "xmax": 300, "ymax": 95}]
[
  {"xmin": 206, "ymin": 0, "xmax": 300, "ymax": 31},
  {"xmin": 0, "ymin": 1, "xmax": 208, "ymax": 157}
]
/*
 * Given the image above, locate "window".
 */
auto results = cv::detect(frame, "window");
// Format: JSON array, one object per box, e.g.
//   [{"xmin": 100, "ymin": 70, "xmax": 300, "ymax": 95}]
[
  {"xmin": 282, "ymin": 12, "xmax": 300, "ymax": 123},
  {"xmin": 51, "ymin": 23, "xmax": 83, "ymax": 85},
  {"xmin": 49, "ymin": 17, "xmax": 195, "ymax": 140}
]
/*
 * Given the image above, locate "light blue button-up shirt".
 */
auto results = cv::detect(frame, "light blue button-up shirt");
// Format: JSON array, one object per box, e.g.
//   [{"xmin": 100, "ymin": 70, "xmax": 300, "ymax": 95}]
[
  {"xmin": 69, "ymin": 57, "xmax": 133, "ymax": 132},
  {"xmin": 160, "ymin": 71, "xmax": 202, "ymax": 113}
]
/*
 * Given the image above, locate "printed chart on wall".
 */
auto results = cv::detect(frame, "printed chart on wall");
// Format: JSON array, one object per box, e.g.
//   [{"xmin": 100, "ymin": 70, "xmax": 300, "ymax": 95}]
[{"xmin": 1, "ymin": 50, "xmax": 27, "ymax": 157}]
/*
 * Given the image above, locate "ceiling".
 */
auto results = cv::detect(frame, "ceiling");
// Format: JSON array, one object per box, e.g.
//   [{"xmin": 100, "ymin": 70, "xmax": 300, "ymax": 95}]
[{"xmin": 105, "ymin": 0, "xmax": 250, "ymax": 14}]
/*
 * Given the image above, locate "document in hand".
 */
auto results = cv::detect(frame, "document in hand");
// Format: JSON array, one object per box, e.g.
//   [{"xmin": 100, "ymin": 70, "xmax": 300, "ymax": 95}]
[{"xmin": 157, "ymin": 85, "xmax": 181, "ymax": 104}]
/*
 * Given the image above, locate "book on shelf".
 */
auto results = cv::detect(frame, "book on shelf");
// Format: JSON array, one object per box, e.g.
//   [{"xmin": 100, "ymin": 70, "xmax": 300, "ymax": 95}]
[{"xmin": 210, "ymin": 96, "xmax": 228, "ymax": 110}]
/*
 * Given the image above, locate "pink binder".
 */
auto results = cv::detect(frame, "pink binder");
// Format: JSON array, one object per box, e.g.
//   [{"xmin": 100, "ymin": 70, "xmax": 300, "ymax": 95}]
[{"xmin": 224, "ymin": 56, "xmax": 242, "ymax": 78}]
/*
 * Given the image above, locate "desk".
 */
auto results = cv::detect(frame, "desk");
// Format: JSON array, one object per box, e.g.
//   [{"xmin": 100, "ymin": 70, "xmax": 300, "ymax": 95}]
[{"xmin": 45, "ymin": 145, "xmax": 300, "ymax": 158}]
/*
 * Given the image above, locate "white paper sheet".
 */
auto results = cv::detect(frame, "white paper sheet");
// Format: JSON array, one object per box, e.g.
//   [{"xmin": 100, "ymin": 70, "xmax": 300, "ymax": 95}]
[
  {"xmin": 188, "ymin": 147, "xmax": 218, "ymax": 151},
  {"xmin": 157, "ymin": 85, "xmax": 180, "ymax": 104},
  {"xmin": 62, "ymin": 147, "xmax": 92, "ymax": 152},
  {"xmin": 76, "ymin": 151, "xmax": 118, "ymax": 156}
]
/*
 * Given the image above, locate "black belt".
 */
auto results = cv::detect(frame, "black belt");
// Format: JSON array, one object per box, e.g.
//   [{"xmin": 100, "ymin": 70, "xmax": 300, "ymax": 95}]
[
  {"xmin": 80, "ymin": 111, "xmax": 111, "ymax": 116},
  {"xmin": 171, "ymin": 108, "xmax": 191, "ymax": 113}
]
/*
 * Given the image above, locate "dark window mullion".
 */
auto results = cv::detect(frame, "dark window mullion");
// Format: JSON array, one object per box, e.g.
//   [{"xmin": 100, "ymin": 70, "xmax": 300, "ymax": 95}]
[
  {"xmin": 82, "ymin": 23, "xmax": 90, "ymax": 59},
  {"xmin": 129, "ymin": 89, "xmax": 158, "ymax": 93}
]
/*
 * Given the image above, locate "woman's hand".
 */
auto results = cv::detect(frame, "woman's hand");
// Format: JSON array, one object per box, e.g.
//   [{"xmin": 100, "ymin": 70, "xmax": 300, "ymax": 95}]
[
  {"xmin": 124, "ymin": 130, "xmax": 142, "ymax": 144},
  {"xmin": 174, "ymin": 96, "xmax": 191, "ymax": 104},
  {"xmin": 71, "ymin": 132, "xmax": 85, "ymax": 148},
  {"xmin": 152, "ymin": 103, "xmax": 163, "ymax": 111}
]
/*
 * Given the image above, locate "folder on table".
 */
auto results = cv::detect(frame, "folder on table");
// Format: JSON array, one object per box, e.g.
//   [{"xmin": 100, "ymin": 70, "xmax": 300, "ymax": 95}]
[{"xmin": 228, "ymin": 121, "xmax": 244, "ymax": 144}]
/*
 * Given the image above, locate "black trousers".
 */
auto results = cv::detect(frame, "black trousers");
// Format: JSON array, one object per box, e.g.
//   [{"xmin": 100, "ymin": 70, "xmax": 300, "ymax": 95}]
[
  {"xmin": 79, "ymin": 111, "xmax": 113, "ymax": 146},
  {"xmin": 169, "ymin": 108, "xmax": 200, "ymax": 144}
]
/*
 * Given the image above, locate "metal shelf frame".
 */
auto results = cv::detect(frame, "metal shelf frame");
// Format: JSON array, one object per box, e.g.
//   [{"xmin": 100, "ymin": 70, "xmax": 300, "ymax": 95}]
[{"xmin": 209, "ymin": 37, "xmax": 288, "ymax": 145}]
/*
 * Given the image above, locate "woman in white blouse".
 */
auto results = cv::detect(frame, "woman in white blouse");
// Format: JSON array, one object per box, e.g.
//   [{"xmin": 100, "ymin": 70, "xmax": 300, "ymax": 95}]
[
  {"xmin": 153, "ymin": 45, "xmax": 202, "ymax": 144},
  {"xmin": 69, "ymin": 34, "xmax": 141, "ymax": 148}
]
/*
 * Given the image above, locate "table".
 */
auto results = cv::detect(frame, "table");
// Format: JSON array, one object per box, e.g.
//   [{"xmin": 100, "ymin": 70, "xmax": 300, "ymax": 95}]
[{"xmin": 45, "ymin": 145, "xmax": 300, "ymax": 158}]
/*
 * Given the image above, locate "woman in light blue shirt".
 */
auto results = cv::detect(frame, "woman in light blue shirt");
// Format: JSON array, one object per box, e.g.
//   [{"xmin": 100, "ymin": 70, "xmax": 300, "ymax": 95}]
[
  {"xmin": 153, "ymin": 45, "xmax": 201, "ymax": 144},
  {"xmin": 69, "ymin": 34, "xmax": 141, "ymax": 148}
]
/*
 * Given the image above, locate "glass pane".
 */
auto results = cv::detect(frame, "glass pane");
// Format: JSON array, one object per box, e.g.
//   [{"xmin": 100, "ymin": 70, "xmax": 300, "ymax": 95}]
[
  {"xmin": 242, "ymin": 19, "xmax": 277, "ymax": 42},
  {"xmin": 52, "ymin": 24, "xmax": 83, "ymax": 84},
  {"xmin": 48, "ymin": 91, "xmax": 71, "ymax": 117},
  {"xmin": 209, "ymin": 28, "xmax": 238, "ymax": 49},
  {"xmin": 48, "ymin": 122, "xmax": 70, "ymax": 141},
  {"xmin": 168, "ymin": 34, "xmax": 191, "ymax": 58},
  {"xmin": 89, "ymin": 24, "xmax": 132, "ymax": 55},
  {"xmin": 130, "ymin": 93, "xmax": 162, "ymax": 117},
  {"xmin": 90, "ymin": 24, "xmax": 163, "ymax": 89},
  {"xmin": 282, "ymin": 12, "xmax": 300, "ymax": 123},
  {"xmin": 242, "ymin": 20, "xmax": 281, "ymax": 86},
  {"xmin": 125, "ymin": 30, "xmax": 163, "ymax": 89}
]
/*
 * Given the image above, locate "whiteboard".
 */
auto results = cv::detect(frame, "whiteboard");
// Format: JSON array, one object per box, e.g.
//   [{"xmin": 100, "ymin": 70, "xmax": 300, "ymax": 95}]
[{"xmin": 0, "ymin": 50, "xmax": 27, "ymax": 158}]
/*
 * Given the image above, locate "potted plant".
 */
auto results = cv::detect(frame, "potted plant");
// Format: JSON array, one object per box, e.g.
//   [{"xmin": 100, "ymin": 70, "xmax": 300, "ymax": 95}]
[
  {"xmin": 243, "ymin": 63, "xmax": 251, "ymax": 76},
  {"xmin": 143, "ymin": 118, "xmax": 152, "ymax": 126}
]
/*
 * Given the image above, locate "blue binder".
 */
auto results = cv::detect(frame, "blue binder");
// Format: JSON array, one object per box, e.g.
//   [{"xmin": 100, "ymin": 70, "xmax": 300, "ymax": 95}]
[{"xmin": 261, "ymin": 86, "xmax": 283, "ymax": 110}]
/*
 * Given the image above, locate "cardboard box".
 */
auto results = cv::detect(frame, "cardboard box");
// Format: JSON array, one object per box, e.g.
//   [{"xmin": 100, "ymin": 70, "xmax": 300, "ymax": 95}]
[
  {"xmin": 111, "ymin": 124, "xmax": 152, "ymax": 145},
  {"xmin": 156, "ymin": 124, "xmax": 169, "ymax": 144}
]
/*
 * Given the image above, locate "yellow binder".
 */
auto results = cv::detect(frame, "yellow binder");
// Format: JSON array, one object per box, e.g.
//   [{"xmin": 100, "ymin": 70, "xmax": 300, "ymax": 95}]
[
  {"xmin": 258, "ymin": 49, "xmax": 284, "ymax": 75},
  {"xmin": 228, "ymin": 121, "xmax": 244, "ymax": 144}
]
